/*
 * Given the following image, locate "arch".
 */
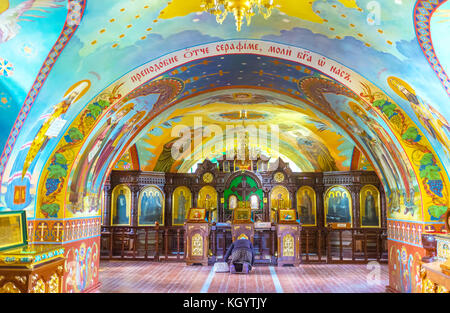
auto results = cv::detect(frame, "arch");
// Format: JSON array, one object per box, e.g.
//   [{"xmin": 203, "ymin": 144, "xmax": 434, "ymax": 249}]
[
  {"xmin": 414, "ymin": 0, "xmax": 450, "ymax": 96},
  {"xmin": 270, "ymin": 185, "xmax": 291, "ymax": 223},
  {"xmin": 249, "ymin": 194, "xmax": 260, "ymax": 211},
  {"xmin": 0, "ymin": 3, "xmax": 448, "ymax": 295},
  {"xmin": 197, "ymin": 185, "xmax": 218, "ymax": 223},
  {"xmin": 237, "ymin": 234, "xmax": 249, "ymax": 240},
  {"xmin": 228, "ymin": 194, "xmax": 238, "ymax": 210},
  {"xmin": 137, "ymin": 185, "xmax": 165, "ymax": 226},
  {"xmin": 270, "ymin": 185, "xmax": 291, "ymax": 208},
  {"xmin": 296, "ymin": 186, "xmax": 317, "ymax": 226},
  {"xmin": 324, "ymin": 185, "xmax": 352, "ymax": 227},
  {"xmin": 22, "ymin": 40, "xmax": 446, "ymax": 231},
  {"xmin": 111, "ymin": 184, "xmax": 131, "ymax": 226},
  {"xmin": 172, "ymin": 186, "xmax": 192, "ymax": 226}
]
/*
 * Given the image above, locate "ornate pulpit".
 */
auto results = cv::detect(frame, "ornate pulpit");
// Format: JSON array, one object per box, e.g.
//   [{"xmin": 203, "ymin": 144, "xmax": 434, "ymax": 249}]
[
  {"xmin": 0, "ymin": 211, "xmax": 65, "ymax": 293},
  {"xmin": 420, "ymin": 234, "xmax": 450, "ymax": 293},
  {"xmin": 231, "ymin": 204, "xmax": 254, "ymax": 243},
  {"xmin": 276, "ymin": 209, "xmax": 301, "ymax": 266},
  {"xmin": 184, "ymin": 208, "xmax": 209, "ymax": 266}
]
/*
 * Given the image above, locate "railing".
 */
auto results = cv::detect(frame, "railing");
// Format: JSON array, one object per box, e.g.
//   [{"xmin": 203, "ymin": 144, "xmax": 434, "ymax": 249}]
[
  {"xmin": 100, "ymin": 225, "xmax": 388, "ymax": 264},
  {"xmin": 301, "ymin": 226, "xmax": 388, "ymax": 264}
]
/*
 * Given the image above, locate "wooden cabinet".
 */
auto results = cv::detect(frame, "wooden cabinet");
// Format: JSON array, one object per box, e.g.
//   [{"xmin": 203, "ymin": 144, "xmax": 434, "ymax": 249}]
[
  {"xmin": 184, "ymin": 222, "xmax": 210, "ymax": 266},
  {"xmin": 0, "ymin": 258, "xmax": 65, "ymax": 293}
]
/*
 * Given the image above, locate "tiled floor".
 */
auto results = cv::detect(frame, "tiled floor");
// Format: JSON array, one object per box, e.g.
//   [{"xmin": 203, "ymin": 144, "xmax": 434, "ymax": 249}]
[{"xmin": 98, "ymin": 261, "xmax": 388, "ymax": 293}]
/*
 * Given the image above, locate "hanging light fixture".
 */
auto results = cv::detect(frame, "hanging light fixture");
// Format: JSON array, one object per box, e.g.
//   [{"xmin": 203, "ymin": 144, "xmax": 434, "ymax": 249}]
[{"xmin": 201, "ymin": 0, "xmax": 275, "ymax": 32}]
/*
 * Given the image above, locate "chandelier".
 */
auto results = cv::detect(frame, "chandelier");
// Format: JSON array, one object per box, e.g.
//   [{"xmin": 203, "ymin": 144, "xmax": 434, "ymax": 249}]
[
  {"xmin": 201, "ymin": 0, "xmax": 275, "ymax": 32},
  {"xmin": 236, "ymin": 110, "xmax": 262, "ymax": 164}
]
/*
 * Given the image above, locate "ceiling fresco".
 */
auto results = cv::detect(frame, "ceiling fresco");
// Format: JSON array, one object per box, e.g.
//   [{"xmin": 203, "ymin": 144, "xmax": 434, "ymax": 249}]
[
  {"xmin": 132, "ymin": 90, "xmax": 356, "ymax": 173},
  {"xmin": 0, "ymin": 0, "xmax": 448, "ymax": 230},
  {"xmin": 0, "ymin": 0, "xmax": 71, "ymax": 150},
  {"xmin": 418, "ymin": 0, "xmax": 449, "ymax": 95}
]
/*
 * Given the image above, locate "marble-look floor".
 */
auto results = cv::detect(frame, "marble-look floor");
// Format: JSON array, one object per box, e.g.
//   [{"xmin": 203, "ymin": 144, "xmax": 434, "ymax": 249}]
[{"xmin": 97, "ymin": 261, "xmax": 388, "ymax": 293}]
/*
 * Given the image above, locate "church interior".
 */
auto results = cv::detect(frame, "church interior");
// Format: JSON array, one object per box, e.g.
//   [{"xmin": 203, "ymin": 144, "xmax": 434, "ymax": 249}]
[{"xmin": 0, "ymin": 0, "xmax": 449, "ymax": 295}]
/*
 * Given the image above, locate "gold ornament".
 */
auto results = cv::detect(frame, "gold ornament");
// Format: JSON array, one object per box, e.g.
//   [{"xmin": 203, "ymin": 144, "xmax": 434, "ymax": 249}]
[
  {"xmin": 282, "ymin": 234, "xmax": 295, "ymax": 257},
  {"xmin": 201, "ymin": 0, "xmax": 275, "ymax": 32},
  {"xmin": 192, "ymin": 233, "xmax": 203, "ymax": 256},
  {"xmin": 48, "ymin": 274, "xmax": 60, "ymax": 293}
]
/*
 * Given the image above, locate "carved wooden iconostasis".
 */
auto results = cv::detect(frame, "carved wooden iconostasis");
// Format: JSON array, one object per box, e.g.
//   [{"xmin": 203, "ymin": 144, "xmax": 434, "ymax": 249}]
[{"xmin": 104, "ymin": 158, "xmax": 386, "ymax": 229}]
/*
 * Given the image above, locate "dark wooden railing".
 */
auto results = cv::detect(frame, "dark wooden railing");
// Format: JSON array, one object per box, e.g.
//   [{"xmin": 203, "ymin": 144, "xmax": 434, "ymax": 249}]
[
  {"xmin": 100, "ymin": 225, "xmax": 388, "ymax": 264},
  {"xmin": 100, "ymin": 225, "xmax": 186, "ymax": 261}
]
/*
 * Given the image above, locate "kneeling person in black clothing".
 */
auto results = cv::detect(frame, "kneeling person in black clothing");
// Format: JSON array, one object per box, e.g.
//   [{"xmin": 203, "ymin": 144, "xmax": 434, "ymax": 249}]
[{"xmin": 224, "ymin": 238, "xmax": 255, "ymax": 274}]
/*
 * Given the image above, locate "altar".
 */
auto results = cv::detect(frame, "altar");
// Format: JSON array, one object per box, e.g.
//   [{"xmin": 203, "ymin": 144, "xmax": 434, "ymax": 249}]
[
  {"xmin": 184, "ymin": 208, "xmax": 209, "ymax": 266},
  {"xmin": 276, "ymin": 209, "xmax": 301, "ymax": 266},
  {"xmin": 102, "ymin": 158, "xmax": 386, "ymax": 265},
  {"xmin": 420, "ymin": 232, "xmax": 450, "ymax": 293}
]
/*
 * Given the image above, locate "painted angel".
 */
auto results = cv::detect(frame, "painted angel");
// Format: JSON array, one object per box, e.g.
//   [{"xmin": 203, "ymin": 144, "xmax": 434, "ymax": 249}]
[
  {"xmin": 392, "ymin": 80, "xmax": 449, "ymax": 150},
  {"xmin": 0, "ymin": 0, "xmax": 64, "ymax": 44}
]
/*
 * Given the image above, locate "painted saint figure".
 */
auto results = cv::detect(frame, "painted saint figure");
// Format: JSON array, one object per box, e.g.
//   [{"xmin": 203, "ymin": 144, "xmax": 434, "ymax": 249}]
[
  {"xmin": 114, "ymin": 190, "xmax": 128, "ymax": 224},
  {"xmin": 139, "ymin": 192, "xmax": 149, "ymax": 224},
  {"xmin": 326, "ymin": 189, "xmax": 351, "ymax": 224},
  {"xmin": 299, "ymin": 190, "xmax": 314, "ymax": 225},
  {"xmin": 362, "ymin": 191, "xmax": 378, "ymax": 226},
  {"xmin": 250, "ymin": 194, "xmax": 258, "ymax": 210},
  {"xmin": 153, "ymin": 138, "xmax": 181, "ymax": 172},
  {"xmin": 277, "ymin": 193, "xmax": 285, "ymax": 209},
  {"xmin": 229, "ymin": 195, "xmax": 238, "ymax": 210},
  {"xmin": 390, "ymin": 78, "xmax": 450, "ymax": 156}
]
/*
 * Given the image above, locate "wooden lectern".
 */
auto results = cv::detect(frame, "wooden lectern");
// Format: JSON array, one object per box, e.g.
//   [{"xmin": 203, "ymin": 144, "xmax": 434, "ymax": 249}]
[
  {"xmin": 184, "ymin": 208, "xmax": 209, "ymax": 266},
  {"xmin": 276, "ymin": 209, "xmax": 301, "ymax": 266},
  {"xmin": 0, "ymin": 211, "xmax": 65, "ymax": 293},
  {"xmin": 231, "ymin": 203, "xmax": 254, "ymax": 243}
]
